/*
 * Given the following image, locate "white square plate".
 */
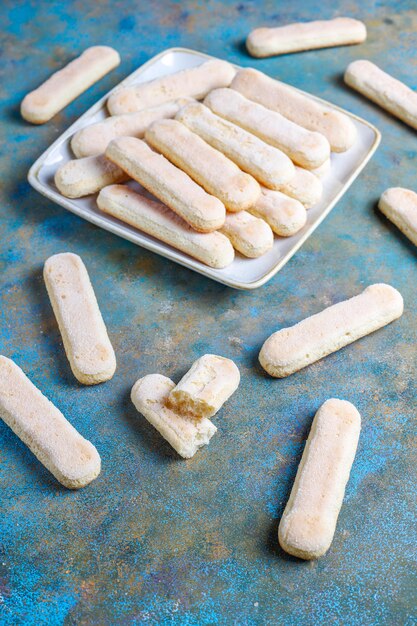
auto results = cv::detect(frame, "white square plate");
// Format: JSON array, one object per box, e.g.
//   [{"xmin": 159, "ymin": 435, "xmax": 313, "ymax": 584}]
[{"xmin": 28, "ymin": 47, "xmax": 381, "ymax": 290}]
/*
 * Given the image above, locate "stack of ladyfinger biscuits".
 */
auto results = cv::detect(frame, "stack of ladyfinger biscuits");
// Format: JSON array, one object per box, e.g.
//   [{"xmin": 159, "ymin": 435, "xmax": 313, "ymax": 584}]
[{"xmin": 51, "ymin": 58, "xmax": 360, "ymax": 268}]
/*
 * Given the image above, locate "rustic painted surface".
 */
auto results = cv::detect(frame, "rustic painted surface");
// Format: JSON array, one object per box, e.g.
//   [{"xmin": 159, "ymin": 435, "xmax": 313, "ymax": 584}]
[{"xmin": 0, "ymin": 1, "xmax": 416, "ymax": 624}]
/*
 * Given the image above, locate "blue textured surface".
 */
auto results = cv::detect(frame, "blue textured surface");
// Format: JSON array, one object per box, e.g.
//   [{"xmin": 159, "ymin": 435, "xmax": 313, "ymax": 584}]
[{"xmin": 0, "ymin": 1, "xmax": 416, "ymax": 624}]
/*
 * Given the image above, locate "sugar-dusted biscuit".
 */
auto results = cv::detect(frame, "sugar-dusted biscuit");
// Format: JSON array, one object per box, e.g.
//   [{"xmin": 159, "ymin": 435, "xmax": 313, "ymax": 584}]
[
  {"xmin": 378, "ymin": 187, "xmax": 417, "ymax": 247},
  {"xmin": 145, "ymin": 118, "xmax": 260, "ymax": 212},
  {"xmin": 278, "ymin": 166, "xmax": 322, "ymax": 208},
  {"xmin": 220, "ymin": 211, "xmax": 273, "ymax": 258},
  {"xmin": 131, "ymin": 374, "xmax": 217, "ymax": 459},
  {"xmin": 105, "ymin": 137, "xmax": 225, "ymax": 232},
  {"xmin": 231, "ymin": 68, "xmax": 356, "ymax": 153},
  {"xmin": 278, "ymin": 398, "xmax": 361, "ymax": 559},
  {"xmin": 168, "ymin": 354, "xmax": 240, "ymax": 419},
  {"xmin": 310, "ymin": 158, "xmax": 331, "ymax": 179},
  {"xmin": 345, "ymin": 60, "xmax": 417, "ymax": 130},
  {"xmin": 21, "ymin": 46, "xmax": 120, "ymax": 124},
  {"xmin": 176, "ymin": 102, "xmax": 295, "ymax": 189},
  {"xmin": 54, "ymin": 154, "xmax": 127, "ymax": 198},
  {"xmin": 71, "ymin": 98, "xmax": 193, "ymax": 158},
  {"xmin": 97, "ymin": 185, "xmax": 235, "ymax": 268},
  {"xmin": 259, "ymin": 283, "xmax": 403, "ymax": 377},
  {"xmin": 0, "ymin": 356, "xmax": 101, "ymax": 488},
  {"xmin": 107, "ymin": 59, "xmax": 236, "ymax": 115},
  {"xmin": 44, "ymin": 253, "xmax": 116, "ymax": 385},
  {"xmin": 247, "ymin": 17, "xmax": 366, "ymax": 58},
  {"xmin": 248, "ymin": 187, "xmax": 307, "ymax": 236},
  {"xmin": 204, "ymin": 88, "xmax": 330, "ymax": 169}
]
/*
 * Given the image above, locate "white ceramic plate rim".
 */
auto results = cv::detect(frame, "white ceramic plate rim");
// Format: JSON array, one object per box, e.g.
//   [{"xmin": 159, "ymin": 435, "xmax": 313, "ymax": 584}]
[{"xmin": 28, "ymin": 47, "xmax": 381, "ymax": 290}]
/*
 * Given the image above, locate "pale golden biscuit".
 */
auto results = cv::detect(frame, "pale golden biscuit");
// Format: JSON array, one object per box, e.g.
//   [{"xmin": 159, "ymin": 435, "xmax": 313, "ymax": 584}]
[
  {"xmin": 248, "ymin": 187, "xmax": 307, "ymax": 236},
  {"xmin": 108, "ymin": 59, "xmax": 236, "ymax": 115},
  {"xmin": 247, "ymin": 17, "xmax": 366, "ymax": 58},
  {"xmin": 259, "ymin": 283, "xmax": 403, "ymax": 377},
  {"xmin": 378, "ymin": 187, "xmax": 417, "ymax": 247},
  {"xmin": 44, "ymin": 253, "xmax": 116, "ymax": 385},
  {"xmin": 278, "ymin": 166, "xmax": 322, "ymax": 208},
  {"xmin": 204, "ymin": 88, "xmax": 330, "ymax": 169},
  {"xmin": 97, "ymin": 185, "xmax": 235, "ymax": 269},
  {"xmin": 105, "ymin": 137, "xmax": 225, "ymax": 232},
  {"xmin": 0, "ymin": 356, "xmax": 101, "ymax": 488},
  {"xmin": 220, "ymin": 211, "xmax": 274, "ymax": 258},
  {"xmin": 176, "ymin": 102, "xmax": 295, "ymax": 189},
  {"xmin": 131, "ymin": 374, "xmax": 217, "ymax": 459},
  {"xmin": 168, "ymin": 354, "xmax": 240, "ymax": 419},
  {"xmin": 54, "ymin": 154, "xmax": 127, "ymax": 198},
  {"xmin": 145, "ymin": 119, "xmax": 260, "ymax": 212},
  {"xmin": 21, "ymin": 46, "xmax": 120, "ymax": 124},
  {"xmin": 345, "ymin": 60, "xmax": 417, "ymax": 130},
  {"xmin": 278, "ymin": 399, "xmax": 361, "ymax": 559},
  {"xmin": 310, "ymin": 158, "xmax": 331, "ymax": 179},
  {"xmin": 231, "ymin": 68, "xmax": 357, "ymax": 153},
  {"xmin": 71, "ymin": 98, "xmax": 193, "ymax": 158}
]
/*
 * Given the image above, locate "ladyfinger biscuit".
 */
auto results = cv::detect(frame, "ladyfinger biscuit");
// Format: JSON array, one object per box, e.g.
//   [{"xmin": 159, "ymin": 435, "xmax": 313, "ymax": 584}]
[
  {"xmin": 176, "ymin": 102, "xmax": 295, "ymax": 189},
  {"xmin": 105, "ymin": 137, "xmax": 225, "ymax": 232},
  {"xmin": 0, "ymin": 356, "xmax": 101, "ymax": 488},
  {"xmin": 131, "ymin": 374, "xmax": 217, "ymax": 459},
  {"xmin": 54, "ymin": 154, "xmax": 127, "ymax": 198},
  {"xmin": 248, "ymin": 187, "xmax": 307, "ymax": 236},
  {"xmin": 21, "ymin": 46, "xmax": 120, "ymax": 124},
  {"xmin": 344, "ymin": 60, "xmax": 417, "ymax": 130},
  {"xmin": 247, "ymin": 17, "xmax": 366, "ymax": 58},
  {"xmin": 310, "ymin": 158, "xmax": 331, "ymax": 179},
  {"xmin": 204, "ymin": 88, "xmax": 330, "ymax": 169},
  {"xmin": 44, "ymin": 253, "xmax": 116, "ymax": 385},
  {"xmin": 220, "ymin": 211, "xmax": 273, "ymax": 258},
  {"xmin": 259, "ymin": 283, "xmax": 403, "ymax": 377},
  {"xmin": 231, "ymin": 68, "xmax": 357, "ymax": 153},
  {"xmin": 168, "ymin": 354, "xmax": 240, "ymax": 419},
  {"xmin": 378, "ymin": 187, "xmax": 417, "ymax": 247},
  {"xmin": 71, "ymin": 99, "xmax": 193, "ymax": 158},
  {"xmin": 278, "ymin": 166, "xmax": 322, "ymax": 208},
  {"xmin": 145, "ymin": 119, "xmax": 260, "ymax": 212},
  {"xmin": 107, "ymin": 59, "xmax": 236, "ymax": 115},
  {"xmin": 278, "ymin": 399, "xmax": 361, "ymax": 559},
  {"xmin": 97, "ymin": 185, "xmax": 234, "ymax": 269}
]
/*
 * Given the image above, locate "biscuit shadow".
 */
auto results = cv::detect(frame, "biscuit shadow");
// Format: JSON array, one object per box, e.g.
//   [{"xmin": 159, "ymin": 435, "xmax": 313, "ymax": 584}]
[
  {"xmin": 27, "ymin": 266, "xmax": 81, "ymax": 389},
  {"xmin": 232, "ymin": 38, "xmax": 250, "ymax": 57},
  {"xmin": 120, "ymin": 387, "xmax": 183, "ymax": 462}
]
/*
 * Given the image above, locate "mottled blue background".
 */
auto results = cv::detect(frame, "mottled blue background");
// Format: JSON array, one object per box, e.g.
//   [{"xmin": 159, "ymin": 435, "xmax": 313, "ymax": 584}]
[{"xmin": 0, "ymin": 1, "xmax": 416, "ymax": 624}]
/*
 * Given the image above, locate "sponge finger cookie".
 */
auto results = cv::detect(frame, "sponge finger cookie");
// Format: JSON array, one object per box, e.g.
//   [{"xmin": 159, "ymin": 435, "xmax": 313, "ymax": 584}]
[
  {"xmin": 108, "ymin": 59, "xmax": 236, "ymax": 115},
  {"xmin": 247, "ymin": 17, "xmax": 366, "ymax": 58},
  {"xmin": 248, "ymin": 187, "xmax": 307, "ymax": 236},
  {"xmin": 220, "ymin": 211, "xmax": 274, "ymax": 258},
  {"xmin": 345, "ymin": 60, "xmax": 417, "ymax": 130},
  {"xmin": 97, "ymin": 185, "xmax": 234, "ymax": 268},
  {"xmin": 204, "ymin": 88, "xmax": 330, "ymax": 169},
  {"xmin": 131, "ymin": 374, "xmax": 217, "ymax": 459},
  {"xmin": 145, "ymin": 119, "xmax": 260, "ymax": 212},
  {"xmin": 231, "ymin": 68, "xmax": 356, "ymax": 153},
  {"xmin": 278, "ymin": 166, "xmax": 322, "ymax": 208},
  {"xmin": 259, "ymin": 283, "xmax": 403, "ymax": 377},
  {"xmin": 44, "ymin": 253, "xmax": 116, "ymax": 385},
  {"xmin": 105, "ymin": 136, "xmax": 226, "ymax": 232},
  {"xmin": 0, "ymin": 356, "xmax": 101, "ymax": 488},
  {"xmin": 21, "ymin": 46, "xmax": 120, "ymax": 124},
  {"xmin": 71, "ymin": 98, "xmax": 193, "ymax": 158},
  {"xmin": 55, "ymin": 154, "xmax": 127, "ymax": 198},
  {"xmin": 378, "ymin": 187, "xmax": 417, "ymax": 247},
  {"xmin": 176, "ymin": 102, "xmax": 295, "ymax": 189},
  {"xmin": 278, "ymin": 398, "xmax": 361, "ymax": 559},
  {"xmin": 168, "ymin": 354, "xmax": 240, "ymax": 419}
]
